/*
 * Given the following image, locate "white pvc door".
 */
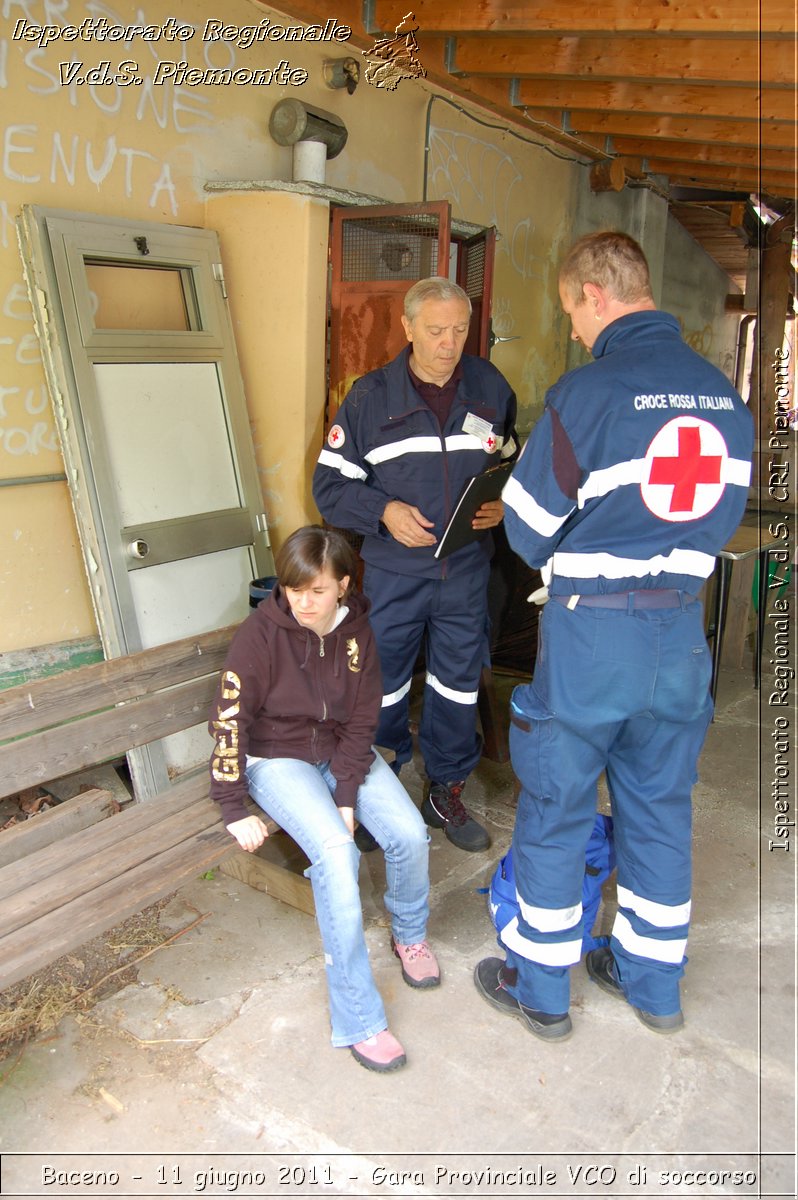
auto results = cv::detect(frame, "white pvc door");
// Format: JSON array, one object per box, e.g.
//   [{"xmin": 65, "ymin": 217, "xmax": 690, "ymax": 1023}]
[{"xmin": 19, "ymin": 208, "xmax": 273, "ymax": 798}]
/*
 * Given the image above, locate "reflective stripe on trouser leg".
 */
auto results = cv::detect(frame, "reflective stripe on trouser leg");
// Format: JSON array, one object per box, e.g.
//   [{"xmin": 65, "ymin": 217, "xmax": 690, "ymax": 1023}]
[
  {"xmin": 606, "ymin": 696, "xmax": 710, "ymax": 1016},
  {"xmin": 519, "ymin": 595, "xmax": 712, "ymax": 1016},
  {"xmin": 377, "ymin": 676, "xmax": 414, "ymax": 765},
  {"xmin": 502, "ymin": 705, "xmax": 612, "ymax": 1014},
  {"xmin": 364, "ymin": 564, "xmax": 428, "ymax": 767},
  {"xmin": 418, "ymin": 562, "xmax": 490, "ymax": 782}
]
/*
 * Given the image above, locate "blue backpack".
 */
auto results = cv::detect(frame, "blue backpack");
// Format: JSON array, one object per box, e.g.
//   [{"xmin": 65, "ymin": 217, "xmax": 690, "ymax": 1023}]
[{"xmin": 487, "ymin": 813, "xmax": 616, "ymax": 956}]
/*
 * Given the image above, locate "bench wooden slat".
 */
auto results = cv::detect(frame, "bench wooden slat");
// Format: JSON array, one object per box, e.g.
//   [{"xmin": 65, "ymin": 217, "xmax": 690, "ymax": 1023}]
[
  {"xmin": 1, "ymin": 797, "xmax": 227, "ymax": 937},
  {"xmin": 0, "ymin": 774, "xmax": 211, "ymax": 901},
  {"xmin": 0, "ymin": 622, "xmax": 302, "ymax": 993},
  {"xmin": 1, "ymin": 675, "xmax": 220, "ymax": 801},
  {"xmin": 0, "ymin": 827, "xmax": 236, "ymax": 992},
  {"xmin": 0, "ymin": 624, "xmax": 236, "ymax": 742},
  {"xmin": 0, "ymin": 788, "xmax": 116, "ymax": 869}
]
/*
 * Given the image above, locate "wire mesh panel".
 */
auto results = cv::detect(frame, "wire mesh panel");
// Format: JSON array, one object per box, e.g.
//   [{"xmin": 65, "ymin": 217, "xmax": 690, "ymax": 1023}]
[
  {"xmin": 460, "ymin": 236, "xmax": 486, "ymax": 299},
  {"xmin": 457, "ymin": 228, "xmax": 496, "ymax": 358},
  {"xmin": 328, "ymin": 202, "xmax": 452, "ymax": 415},
  {"xmin": 339, "ymin": 212, "xmax": 445, "ymax": 282}
]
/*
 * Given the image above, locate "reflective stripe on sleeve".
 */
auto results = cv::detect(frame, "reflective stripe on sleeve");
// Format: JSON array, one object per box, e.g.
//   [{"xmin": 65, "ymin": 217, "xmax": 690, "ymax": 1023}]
[
  {"xmin": 503, "ymin": 474, "xmax": 573, "ymax": 538},
  {"xmin": 317, "ymin": 448, "xmax": 368, "ymax": 481}
]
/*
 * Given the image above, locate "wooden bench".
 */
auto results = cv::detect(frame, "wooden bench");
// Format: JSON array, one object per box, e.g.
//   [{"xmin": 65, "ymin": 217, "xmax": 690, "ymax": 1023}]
[{"xmin": 0, "ymin": 625, "xmax": 312, "ymax": 994}]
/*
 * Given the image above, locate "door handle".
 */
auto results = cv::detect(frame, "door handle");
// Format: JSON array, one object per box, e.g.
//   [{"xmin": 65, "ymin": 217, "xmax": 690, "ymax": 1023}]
[{"xmin": 488, "ymin": 321, "xmax": 521, "ymax": 353}]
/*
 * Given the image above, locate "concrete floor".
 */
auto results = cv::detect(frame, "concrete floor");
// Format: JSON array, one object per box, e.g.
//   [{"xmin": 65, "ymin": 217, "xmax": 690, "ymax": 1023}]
[{"xmin": 0, "ymin": 665, "xmax": 794, "ymax": 1199}]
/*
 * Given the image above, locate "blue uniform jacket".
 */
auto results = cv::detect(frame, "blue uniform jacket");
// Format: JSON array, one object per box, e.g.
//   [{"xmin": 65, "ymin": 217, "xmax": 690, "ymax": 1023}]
[
  {"xmin": 313, "ymin": 347, "xmax": 518, "ymax": 580},
  {"xmin": 503, "ymin": 310, "xmax": 754, "ymax": 596}
]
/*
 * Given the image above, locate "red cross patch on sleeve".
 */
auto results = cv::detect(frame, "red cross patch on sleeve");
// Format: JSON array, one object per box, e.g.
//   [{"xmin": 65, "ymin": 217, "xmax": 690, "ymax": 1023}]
[
  {"xmin": 327, "ymin": 424, "xmax": 346, "ymax": 449},
  {"xmin": 642, "ymin": 417, "xmax": 727, "ymax": 522}
]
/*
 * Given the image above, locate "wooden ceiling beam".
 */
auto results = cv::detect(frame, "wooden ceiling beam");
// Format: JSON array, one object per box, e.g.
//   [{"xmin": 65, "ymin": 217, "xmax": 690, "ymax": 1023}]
[
  {"xmin": 611, "ymin": 137, "xmax": 794, "ymax": 170},
  {"xmin": 528, "ymin": 112, "xmax": 796, "ymax": 151},
  {"xmin": 413, "ymin": 41, "xmax": 610, "ymax": 158},
  {"xmin": 515, "ymin": 80, "xmax": 794, "ymax": 123},
  {"xmin": 263, "ymin": 0, "xmax": 368, "ymax": 38},
  {"xmin": 368, "ymin": 1, "xmax": 795, "ymax": 36},
  {"xmin": 443, "ymin": 35, "xmax": 792, "ymax": 86},
  {"xmin": 645, "ymin": 157, "xmax": 796, "ymax": 192}
]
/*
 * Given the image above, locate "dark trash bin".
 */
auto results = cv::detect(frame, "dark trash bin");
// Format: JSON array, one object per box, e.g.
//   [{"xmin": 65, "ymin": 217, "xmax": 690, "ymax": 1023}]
[{"xmin": 249, "ymin": 576, "xmax": 278, "ymax": 608}]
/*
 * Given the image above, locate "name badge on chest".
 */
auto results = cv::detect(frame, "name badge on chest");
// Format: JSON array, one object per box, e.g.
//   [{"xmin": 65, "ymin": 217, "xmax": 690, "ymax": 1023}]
[{"xmin": 463, "ymin": 411, "xmax": 501, "ymax": 452}]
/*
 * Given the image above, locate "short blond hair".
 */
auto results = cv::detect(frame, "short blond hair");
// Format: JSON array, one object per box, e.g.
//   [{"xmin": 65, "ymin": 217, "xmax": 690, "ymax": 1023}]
[{"xmin": 559, "ymin": 232, "xmax": 654, "ymax": 306}]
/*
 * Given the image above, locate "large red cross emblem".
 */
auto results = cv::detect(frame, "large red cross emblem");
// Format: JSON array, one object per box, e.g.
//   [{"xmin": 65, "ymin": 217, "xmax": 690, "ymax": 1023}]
[
  {"xmin": 641, "ymin": 417, "xmax": 727, "ymax": 522},
  {"xmin": 648, "ymin": 424, "xmax": 722, "ymax": 511}
]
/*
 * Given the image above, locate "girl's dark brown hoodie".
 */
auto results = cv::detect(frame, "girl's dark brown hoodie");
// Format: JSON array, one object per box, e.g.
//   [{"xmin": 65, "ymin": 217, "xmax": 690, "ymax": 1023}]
[{"xmin": 208, "ymin": 585, "xmax": 382, "ymax": 826}]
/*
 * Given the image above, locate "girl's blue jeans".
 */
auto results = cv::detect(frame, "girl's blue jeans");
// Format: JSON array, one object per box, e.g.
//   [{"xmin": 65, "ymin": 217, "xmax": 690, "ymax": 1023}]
[{"xmin": 245, "ymin": 751, "xmax": 430, "ymax": 1047}]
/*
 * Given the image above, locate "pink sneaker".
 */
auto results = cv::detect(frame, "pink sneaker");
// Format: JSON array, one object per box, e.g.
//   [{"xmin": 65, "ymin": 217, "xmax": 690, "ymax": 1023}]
[
  {"xmin": 350, "ymin": 1029, "xmax": 406, "ymax": 1072},
  {"xmin": 391, "ymin": 936, "xmax": 441, "ymax": 989}
]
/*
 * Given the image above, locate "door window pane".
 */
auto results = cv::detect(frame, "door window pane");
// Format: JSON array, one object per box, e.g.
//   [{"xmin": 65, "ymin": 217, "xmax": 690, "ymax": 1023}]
[{"xmin": 86, "ymin": 263, "xmax": 190, "ymax": 331}]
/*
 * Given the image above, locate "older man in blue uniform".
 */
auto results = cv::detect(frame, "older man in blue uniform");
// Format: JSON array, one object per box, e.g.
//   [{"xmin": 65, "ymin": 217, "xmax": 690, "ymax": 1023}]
[
  {"xmin": 313, "ymin": 278, "xmax": 517, "ymax": 853},
  {"xmin": 475, "ymin": 232, "xmax": 754, "ymax": 1039}
]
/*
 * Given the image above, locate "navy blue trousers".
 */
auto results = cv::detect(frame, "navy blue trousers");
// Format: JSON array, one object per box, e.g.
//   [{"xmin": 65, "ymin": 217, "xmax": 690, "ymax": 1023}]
[
  {"xmin": 503, "ymin": 593, "xmax": 712, "ymax": 1016},
  {"xmin": 363, "ymin": 562, "xmax": 490, "ymax": 784}
]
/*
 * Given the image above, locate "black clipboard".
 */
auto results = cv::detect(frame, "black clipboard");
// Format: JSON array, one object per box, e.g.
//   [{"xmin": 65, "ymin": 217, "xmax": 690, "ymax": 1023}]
[{"xmin": 434, "ymin": 459, "xmax": 514, "ymax": 560}]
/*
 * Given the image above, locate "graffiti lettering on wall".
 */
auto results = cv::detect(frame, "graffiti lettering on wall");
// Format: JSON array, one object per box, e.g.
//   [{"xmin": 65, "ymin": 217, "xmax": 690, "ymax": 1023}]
[
  {"xmin": 0, "ymin": 0, "xmax": 276, "ymax": 467},
  {"xmin": 428, "ymin": 126, "xmax": 546, "ymax": 285},
  {"xmin": 4, "ymin": 124, "xmax": 178, "ymax": 210},
  {"xmin": 680, "ymin": 319, "xmax": 714, "ymax": 357},
  {"xmin": 0, "ymin": 279, "xmax": 57, "ymax": 455}
]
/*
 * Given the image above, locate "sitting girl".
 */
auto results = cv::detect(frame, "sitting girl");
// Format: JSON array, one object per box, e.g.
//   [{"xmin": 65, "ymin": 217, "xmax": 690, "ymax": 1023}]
[{"xmin": 209, "ymin": 525, "xmax": 438, "ymax": 1072}]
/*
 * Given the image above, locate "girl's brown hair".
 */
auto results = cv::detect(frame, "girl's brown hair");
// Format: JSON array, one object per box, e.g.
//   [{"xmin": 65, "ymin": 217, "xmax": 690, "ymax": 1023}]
[{"xmin": 275, "ymin": 525, "xmax": 358, "ymax": 598}]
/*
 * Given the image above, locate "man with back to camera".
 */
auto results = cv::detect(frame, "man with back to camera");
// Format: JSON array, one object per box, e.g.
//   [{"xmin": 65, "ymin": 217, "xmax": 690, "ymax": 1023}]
[
  {"xmin": 313, "ymin": 277, "xmax": 518, "ymax": 853},
  {"xmin": 474, "ymin": 231, "xmax": 754, "ymax": 1039}
]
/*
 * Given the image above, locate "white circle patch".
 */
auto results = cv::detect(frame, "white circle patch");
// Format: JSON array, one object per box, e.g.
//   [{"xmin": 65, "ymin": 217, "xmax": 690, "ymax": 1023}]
[
  {"xmin": 327, "ymin": 424, "xmax": 346, "ymax": 449},
  {"xmin": 641, "ymin": 417, "xmax": 728, "ymax": 522}
]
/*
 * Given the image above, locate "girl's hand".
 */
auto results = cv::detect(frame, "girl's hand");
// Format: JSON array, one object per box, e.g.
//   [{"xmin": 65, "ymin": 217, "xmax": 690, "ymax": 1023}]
[
  {"xmin": 339, "ymin": 806, "xmax": 355, "ymax": 835},
  {"xmin": 226, "ymin": 814, "xmax": 270, "ymax": 852}
]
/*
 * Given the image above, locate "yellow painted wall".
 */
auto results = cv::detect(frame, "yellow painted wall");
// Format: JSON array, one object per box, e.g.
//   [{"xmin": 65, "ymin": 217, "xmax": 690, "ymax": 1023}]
[
  {"xmin": 424, "ymin": 99, "xmax": 581, "ymax": 434},
  {"xmin": 0, "ymin": 0, "xmax": 427, "ymax": 655}
]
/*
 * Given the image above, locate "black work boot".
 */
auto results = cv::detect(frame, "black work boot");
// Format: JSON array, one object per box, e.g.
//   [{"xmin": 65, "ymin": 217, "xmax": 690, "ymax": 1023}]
[
  {"xmin": 421, "ymin": 779, "xmax": 490, "ymax": 852},
  {"xmin": 586, "ymin": 946, "xmax": 684, "ymax": 1033},
  {"xmin": 474, "ymin": 957, "xmax": 572, "ymax": 1041}
]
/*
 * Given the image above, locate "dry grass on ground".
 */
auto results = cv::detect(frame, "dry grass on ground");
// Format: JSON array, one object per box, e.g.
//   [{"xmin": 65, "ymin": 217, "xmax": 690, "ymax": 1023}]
[{"xmin": 0, "ymin": 896, "xmax": 202, "ymax": 1069}]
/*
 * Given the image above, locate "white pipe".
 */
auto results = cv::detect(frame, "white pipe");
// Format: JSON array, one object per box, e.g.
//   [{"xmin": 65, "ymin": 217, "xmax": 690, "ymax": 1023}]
[{"xmin": 293, "ymin": 141, "xmax": 327, "ymax": 184}]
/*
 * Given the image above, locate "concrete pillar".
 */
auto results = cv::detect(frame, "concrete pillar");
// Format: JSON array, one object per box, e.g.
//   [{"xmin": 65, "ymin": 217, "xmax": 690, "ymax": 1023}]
[{"xmin": 205, "ymin": 190, "xmax": 330, "ymax": 551}]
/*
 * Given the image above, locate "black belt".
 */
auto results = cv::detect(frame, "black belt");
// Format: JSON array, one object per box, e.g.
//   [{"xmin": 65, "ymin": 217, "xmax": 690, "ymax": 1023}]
[{"xmin": 552, "ymin": 589, "xmax": 693, "ymax": 610}]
